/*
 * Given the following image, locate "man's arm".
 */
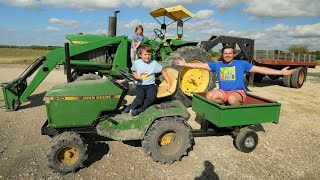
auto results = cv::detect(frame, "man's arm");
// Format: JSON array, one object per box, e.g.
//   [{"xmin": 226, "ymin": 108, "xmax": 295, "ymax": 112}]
[
  {"xmin": 176, "ymin": 57, "xmax": 211, "ymax": 70},
  {"xmin": 250, "ymin": 66, "xmax": 297, "ymax": 76}
]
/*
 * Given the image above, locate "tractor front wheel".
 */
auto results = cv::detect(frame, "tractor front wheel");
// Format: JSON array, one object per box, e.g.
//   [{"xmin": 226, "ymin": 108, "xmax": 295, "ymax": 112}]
[
  {"xmin": 165, "ymin": 46, "xmax": 215, "ymax": 107},
  {"xmin": 47, "ymin": 132, "xmax": 88, "ymax": 174},
  {"xmin": 142, "ymin": 117, "xmax": 193, "ymax": 164}
]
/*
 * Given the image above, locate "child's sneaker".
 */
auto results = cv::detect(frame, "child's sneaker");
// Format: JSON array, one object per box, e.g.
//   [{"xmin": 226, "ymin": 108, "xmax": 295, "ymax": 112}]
[{"xmin": 131, "ymin": 110, "xmax": 139, "ymax": 116}]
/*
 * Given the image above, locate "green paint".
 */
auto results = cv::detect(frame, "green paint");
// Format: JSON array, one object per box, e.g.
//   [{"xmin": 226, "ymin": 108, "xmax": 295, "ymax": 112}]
[{"xmin": 192, "ymin": 93, "xmax": 281, "ymax": 127}]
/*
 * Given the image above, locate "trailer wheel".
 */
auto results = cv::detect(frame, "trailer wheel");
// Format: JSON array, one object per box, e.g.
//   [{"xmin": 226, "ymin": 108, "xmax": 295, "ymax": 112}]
[
  {"xmin": 283, "ymin": 75, "xmax": 291, "ymax": 87},
  {"xmin": 165, "ymin": 46, "xmax": 215, "ymax": 107},
  {"xmin": 142, "ymin": 117, "xmax": 193, "ymax": 164},
  {"xmin": 290, "ymin": 67, "xmax": 305, "ymax": 88},
  {"xmin": 234, "ymin": 128, "xmax": 258, "ymax": 153},
  {"xmin": 47, "ymin": 132, "xmax": 88, "ymax": 174},
  {"xmin": 74, "ymin": 74, "xmax": 102, "ymax": 81}
]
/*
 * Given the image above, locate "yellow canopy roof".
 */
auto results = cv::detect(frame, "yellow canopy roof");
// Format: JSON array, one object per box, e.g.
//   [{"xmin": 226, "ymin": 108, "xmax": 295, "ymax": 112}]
[{"xmin": 150, "ymin": 5, "xmax": 195, "ymax": 21}]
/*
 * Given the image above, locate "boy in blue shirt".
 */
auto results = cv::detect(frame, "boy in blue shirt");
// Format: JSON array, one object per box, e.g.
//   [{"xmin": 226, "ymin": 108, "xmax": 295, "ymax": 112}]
[
  {"xmin": 176, "ymin": 45, "xmax": 297, "ymax": 105},
  {"xmin": 123, "ymin": 44, "xmax": 171, "ymax": 116}
]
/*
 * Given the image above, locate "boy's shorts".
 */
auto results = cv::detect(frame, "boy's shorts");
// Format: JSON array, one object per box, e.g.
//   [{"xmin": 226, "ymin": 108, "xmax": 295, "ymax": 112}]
[{"xmin": 217, "ymin": 89, "xmax": 247, "ymax": 103}]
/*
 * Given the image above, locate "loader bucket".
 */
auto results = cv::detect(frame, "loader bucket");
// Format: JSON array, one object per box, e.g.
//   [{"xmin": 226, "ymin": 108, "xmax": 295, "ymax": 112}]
[{"xmin": 1, "ymin": 79, "xmax": 27, "ymax": 111}]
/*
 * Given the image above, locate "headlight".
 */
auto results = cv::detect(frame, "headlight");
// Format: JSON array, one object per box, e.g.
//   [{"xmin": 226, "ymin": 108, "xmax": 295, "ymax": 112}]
[{"xmin": 44, "ymin": 97, "xmax": 50, "ymax": 104}]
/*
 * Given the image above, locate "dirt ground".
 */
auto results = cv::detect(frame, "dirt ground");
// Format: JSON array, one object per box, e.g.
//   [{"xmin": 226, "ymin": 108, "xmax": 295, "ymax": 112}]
[{"xmin": 0, "ymin": 64, "xmax": 319, "ymax": 180}]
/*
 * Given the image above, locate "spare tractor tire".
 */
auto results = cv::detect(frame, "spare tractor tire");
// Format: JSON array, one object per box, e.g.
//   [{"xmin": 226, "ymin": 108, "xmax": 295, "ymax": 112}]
[
  {"xmin": 74, "ymin": 74, "xmax": 102, "ymax": 81},
  {"xmin": 165, "ymin": 46, "xmax": 215, "ymax": 107}
]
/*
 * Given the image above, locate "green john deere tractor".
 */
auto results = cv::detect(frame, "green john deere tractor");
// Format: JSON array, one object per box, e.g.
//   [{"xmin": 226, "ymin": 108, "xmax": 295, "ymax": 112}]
[
  {"xmin": 42, "ymin": 70, "xmax": 193, "ymax": 174},
  {"xmin": 1, "ymin": 5, "xmax": 215, "ymax": 111}
]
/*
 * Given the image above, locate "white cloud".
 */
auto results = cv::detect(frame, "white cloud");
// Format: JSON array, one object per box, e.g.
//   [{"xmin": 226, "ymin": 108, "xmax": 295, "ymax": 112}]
[
  {"xmin": 1, "ymin": 0, "xmax": 39, "ymax": 8},
  {"xmin": 1, "ymin": 0, "xmax": 205, "ymax": 10},
  {"xmin": 210, "ymin": 0, "xmax": 244, "ymax": 10},
  {"xmin": 244, "ymin": 0, "xmax": 320, "ymax": 18},
  {"xmin": 49, "ymin": 18, "xmax": 80, "ymax": 29},
  {"xmin": 266, "ymin": 24, "xmax": 290, "ymax": 32},
  {"xmin": 288, "ymin": 23, "xmax": 320, "ymax": 38},
  {"xmin": 225, "ymin": 30, "xmax": 267, "ymax": 40},
  {"xmin": 45, "ymin": 26, "xmax": 60, "ymax": 31},
  {"xmin": 195, "ymin": 9, "xmax": 214, "ymax": 19},
  {"xmin": 266, "ymin": 23, "xmax": 320, "ymax": 38},
  {"xmin": 141, "ymin": 0, "xmax": 205, "ymax": 9},
  {"xmin": 210, "ymin": 0, "xmax": 320, "ymax": 18},
  {"xmin": 200, "ymin": 28, "xmax": 224, "ymax": 35},
  {"xmin": 289, "ymin": 38, "xmax": 320, "ymax": 49}
]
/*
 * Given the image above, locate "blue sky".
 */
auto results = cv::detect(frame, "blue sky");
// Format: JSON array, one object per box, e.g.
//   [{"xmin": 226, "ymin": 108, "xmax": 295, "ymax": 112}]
[{"xmin": 0, "ymin": 0, "xmax": 319, "ymax": 51}]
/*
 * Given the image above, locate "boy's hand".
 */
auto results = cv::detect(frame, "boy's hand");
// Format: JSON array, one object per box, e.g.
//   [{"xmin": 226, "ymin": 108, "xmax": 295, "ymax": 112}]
[
  {"xmin": 281, "ymin": 66, "xmax": 297, "ymax": 75},
  {"xmin": 176, "ymin": 57, "xmax": 186, "ymax": 66}
]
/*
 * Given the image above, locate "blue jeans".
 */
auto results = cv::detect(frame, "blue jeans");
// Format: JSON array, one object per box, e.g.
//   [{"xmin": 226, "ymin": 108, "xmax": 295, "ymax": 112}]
[{"xmin": 124, "ymin": 84, "xmax": 157, "ymax": 115}]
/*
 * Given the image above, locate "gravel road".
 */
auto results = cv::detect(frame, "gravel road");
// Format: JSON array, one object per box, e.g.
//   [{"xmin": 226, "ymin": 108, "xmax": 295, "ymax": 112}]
[{"xmin": 0, "ymin": 64, "xmax": 319, "ymax": 180}]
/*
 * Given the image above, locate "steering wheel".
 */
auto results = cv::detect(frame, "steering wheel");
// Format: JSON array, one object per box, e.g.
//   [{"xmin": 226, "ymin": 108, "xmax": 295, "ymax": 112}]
[{"xmin": 154, "ymin": 28, "xmax": 165, "ymax": 39}]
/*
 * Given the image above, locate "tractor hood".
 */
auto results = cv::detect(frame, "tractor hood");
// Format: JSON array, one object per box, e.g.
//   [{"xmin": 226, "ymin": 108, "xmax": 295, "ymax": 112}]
[
  {"xmin": 45, "ymin": 78, "xmax": 122, "ymax": 97},
  {"xmin": 45, "ymin": 78, "xmax": 124, "ymax": 128}
]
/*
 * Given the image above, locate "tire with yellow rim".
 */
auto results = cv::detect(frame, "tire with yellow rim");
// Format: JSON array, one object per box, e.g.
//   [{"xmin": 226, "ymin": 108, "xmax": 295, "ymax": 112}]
[
  {"xmin": 165, "ymin": 46, "xmax": 215, "ymax": 107},
  {"xmin": 142, "ymin": 117, "xmax": 193, "ymax": 164},
  {"xmin": 47, "ymin": 132, "xmax": 88, "ymax": 174}
]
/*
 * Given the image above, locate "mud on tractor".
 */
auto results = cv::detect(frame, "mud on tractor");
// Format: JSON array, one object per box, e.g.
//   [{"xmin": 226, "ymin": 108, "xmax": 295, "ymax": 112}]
[{"xmin": 1, "ymin": 5, "xmax": 214, "ymax": 111}]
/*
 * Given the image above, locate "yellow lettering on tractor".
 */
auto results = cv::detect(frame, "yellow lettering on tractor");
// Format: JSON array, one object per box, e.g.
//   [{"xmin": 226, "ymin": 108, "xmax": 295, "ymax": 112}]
[
  {"xmin": 72, "ymin": 41, "xmax": 88, "ymax": 45},
  {"xmin": 49, "ymin": 95, "xmax": 121, "ymax": 101}
]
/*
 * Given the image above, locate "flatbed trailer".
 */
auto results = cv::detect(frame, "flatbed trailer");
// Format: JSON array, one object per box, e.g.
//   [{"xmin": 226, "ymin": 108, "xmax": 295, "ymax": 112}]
[{"xmin": 250, "ymin": 50, "xmax": 317, "ymax": 88}]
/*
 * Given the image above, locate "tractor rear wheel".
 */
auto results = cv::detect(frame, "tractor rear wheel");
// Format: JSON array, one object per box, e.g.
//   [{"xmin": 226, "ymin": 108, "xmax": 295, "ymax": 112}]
[
  {"xmin": 142, "ymin": 117, "xmax": 193, "ymax": 164},
  {"xmin": 165, "ymin": 46, "xmax": 215, "ymax": 107},
  {"xmin": 47, "ymin": 132, "xmax": 88, "ymax": 174}
]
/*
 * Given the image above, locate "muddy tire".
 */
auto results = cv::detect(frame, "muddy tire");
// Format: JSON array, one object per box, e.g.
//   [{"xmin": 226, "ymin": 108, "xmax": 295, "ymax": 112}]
[
  {"xmin": 142, "ymin": 117, "xmax": 193, "ymax": 164},
  {"xmin": 234, "ymin": 128, "xmax": 258, "ymax": 153},
  {"xmin": 283, "ymin": 75, "xmax": 291, "ymax": 87},
  {"xmin": 165, "ymin": 46, "xmax": 215, "ymax": 107},
  {"xmin": 290, "ymin": 67, "xmax": 305, "ymax": 88},
  {"xmin": 47, "ymin": 132, "xmax": 88, "ymax": 174},
  {"xmin": 75, "ymin": 74, "xmax": 102, "ymax": 81}
]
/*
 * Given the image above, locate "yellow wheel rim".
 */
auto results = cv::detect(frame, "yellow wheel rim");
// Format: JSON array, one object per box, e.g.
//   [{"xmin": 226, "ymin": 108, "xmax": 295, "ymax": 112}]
[
  {"xmin": 160, "ymin": 132, "xmax": 175, "ymax": 146},
  {"xmin": 298, "ymin": 71, "xmax": 304, "ymax": 85},
  {"xmin": 57, "ymin": 147, "xmax": 80, "ymax": 166},
  {"xmin": 180, "ymin": 60, "xmax": 210, "ymax": 96}
]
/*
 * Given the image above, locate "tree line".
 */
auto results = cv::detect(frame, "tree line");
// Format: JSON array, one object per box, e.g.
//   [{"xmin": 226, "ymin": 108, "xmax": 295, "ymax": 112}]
[
  {"xmin": 0, "ymin": 45, "xmax": 61, "ymax": 50},
  {"xmin": 1, "ymin": 44, "xmax": 319, "ymax": 59}
]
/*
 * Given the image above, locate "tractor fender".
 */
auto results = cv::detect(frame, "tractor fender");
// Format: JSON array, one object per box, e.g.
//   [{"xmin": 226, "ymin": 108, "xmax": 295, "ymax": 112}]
[
  {"xmin": 95, "ymin": 100, "xmax": 189, "ymax": 141},
  {"xmin": 139, "ymin": 100, "xmax": 190, "ymax": 138}
]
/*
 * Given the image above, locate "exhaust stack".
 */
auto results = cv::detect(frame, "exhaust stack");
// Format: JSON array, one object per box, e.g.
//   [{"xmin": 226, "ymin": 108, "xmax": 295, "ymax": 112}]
[{"xmin": 108, "ymin": 10, "xmax": 120, "ymax": 37}]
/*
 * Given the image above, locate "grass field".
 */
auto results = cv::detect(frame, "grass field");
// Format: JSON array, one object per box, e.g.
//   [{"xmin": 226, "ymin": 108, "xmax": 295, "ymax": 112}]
[{"xmin": 0, "ymin": 48, "xmax": 51, "ymax": 64}]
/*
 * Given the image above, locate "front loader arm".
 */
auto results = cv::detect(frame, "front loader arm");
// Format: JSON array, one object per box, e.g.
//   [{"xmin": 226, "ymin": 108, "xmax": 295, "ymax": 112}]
[
  {"xmin": 1, "ymin": 35, "xmax": 129, "ymax": 111},
  {"xmin": 1, "ymin": 51, "xmax": 65, "ymax": 111}
]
